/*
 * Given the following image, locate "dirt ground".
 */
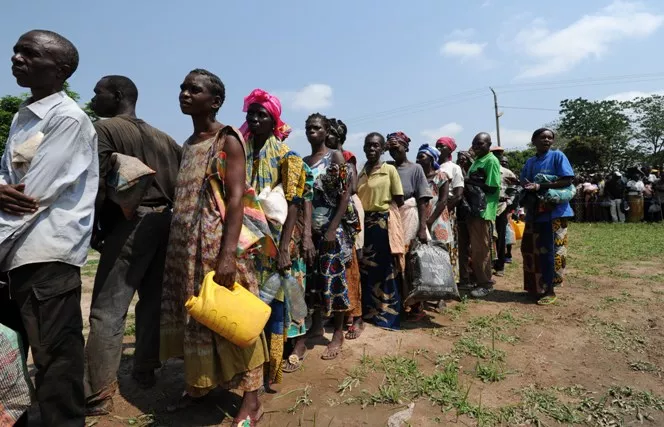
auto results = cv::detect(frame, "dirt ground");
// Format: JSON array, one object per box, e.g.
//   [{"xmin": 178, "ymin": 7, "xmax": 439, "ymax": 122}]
[{"xmin": 27, "ymin": 223, "xmax": 664, "ymax": 426}]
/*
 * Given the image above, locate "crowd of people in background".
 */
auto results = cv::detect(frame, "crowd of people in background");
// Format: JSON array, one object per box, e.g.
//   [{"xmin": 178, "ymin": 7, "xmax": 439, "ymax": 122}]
[
  {"xmin": 572, "ymin": 166, "xmax": 664, "ymax": 223},
  {"xmin": 0, "ymin": 30, "xmax": 581, "ymax": 427}
]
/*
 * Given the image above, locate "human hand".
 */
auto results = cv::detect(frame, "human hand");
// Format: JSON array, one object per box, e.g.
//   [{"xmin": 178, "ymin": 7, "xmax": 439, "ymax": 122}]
[
  {"xmin": 524, "ymin": 183, "xmax": 540, "ymax": 192},
  {"xmin": 321, "ymin": 229, "xmax": 336, "ymax": 252},
  {"xmin": 0, "ymin": 184, "xmax": 38, "ymax": 215},
  {"xmin": 277, "ymin": 245, "xmax": 292, "ymax": 271},
  {"xmin": 303, "ymin": 234, "xmax": 316, "ymax": 266},
  {"xmin": 417, "ymin": 227, "xmax": 428, "ymax": 243},
  {"xmin": 214, "ymin": 255, "xmax": 237, "ymax": 289}
]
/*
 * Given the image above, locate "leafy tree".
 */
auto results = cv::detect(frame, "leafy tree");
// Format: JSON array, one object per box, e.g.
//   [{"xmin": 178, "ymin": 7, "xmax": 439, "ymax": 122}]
[
  {"xmin": 0, "ymin": 94, "xmax": 24, "ymax": 152},
  {"xmin": 558, "ymin": 98, "xmax": 634, "ymax": 172},
  {"xmin": 0, "ymin": 82, "xmax": 96, "ymax": 154},
  {"xmin": 628, "ymin": 95, "xmax": 664, "ymax": 159},
  {"xmin": 504, "ymin": 147, "xmax": 535, "ymax": 176}
]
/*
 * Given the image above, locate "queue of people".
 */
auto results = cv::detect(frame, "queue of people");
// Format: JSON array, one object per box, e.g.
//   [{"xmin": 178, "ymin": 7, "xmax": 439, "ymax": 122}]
[
  {"xmin": 0, "ymin": 30, "xmax": 579, "ymax": 427},
  {"xmin": 572, "ymin": 166, "xmax": 663, "ymax": 223}
]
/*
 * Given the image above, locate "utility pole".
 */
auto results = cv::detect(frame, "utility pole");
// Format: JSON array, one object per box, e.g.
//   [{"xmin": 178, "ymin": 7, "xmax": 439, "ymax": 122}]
[{"xmin": 490, "ymin": 87, "xmax": 502, "ymax": 147}]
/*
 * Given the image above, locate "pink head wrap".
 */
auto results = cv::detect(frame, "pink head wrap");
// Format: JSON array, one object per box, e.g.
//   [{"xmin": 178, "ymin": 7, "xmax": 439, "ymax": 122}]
[
  {"xmin": 435, "ymin": 136, "xmax": 457, "ymax": 161},
  {"xmin": 240, "ymin": 88, "xmax": 292, "ymax": 141}
]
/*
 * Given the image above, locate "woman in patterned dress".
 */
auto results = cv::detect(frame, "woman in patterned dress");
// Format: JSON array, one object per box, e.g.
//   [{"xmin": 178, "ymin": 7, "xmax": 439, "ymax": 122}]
[
  {"xmin": 160, "ymin": 70, "xmax": 268, "ymax": 425},
  {"xmin": 239, "ymin": 89, "xmax": 315, "ymax": 387}
]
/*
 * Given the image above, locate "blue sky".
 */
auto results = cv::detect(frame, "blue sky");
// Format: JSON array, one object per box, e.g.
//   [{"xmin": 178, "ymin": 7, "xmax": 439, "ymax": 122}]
[{"xmin": 2, "ymin": 0, "xmax": 664, "ymax": 157}]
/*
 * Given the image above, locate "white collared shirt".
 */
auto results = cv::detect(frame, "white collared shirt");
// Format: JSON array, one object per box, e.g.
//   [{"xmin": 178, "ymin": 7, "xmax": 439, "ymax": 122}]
[{"xmin": 0, "ymin": 91, "xmax": 98, "ymax": 271}]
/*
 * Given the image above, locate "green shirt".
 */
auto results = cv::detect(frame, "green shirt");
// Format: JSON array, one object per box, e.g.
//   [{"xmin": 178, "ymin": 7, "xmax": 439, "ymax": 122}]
[{"xmin": 468, "ymin": 153, "xmax": 501, "ymax": 221}]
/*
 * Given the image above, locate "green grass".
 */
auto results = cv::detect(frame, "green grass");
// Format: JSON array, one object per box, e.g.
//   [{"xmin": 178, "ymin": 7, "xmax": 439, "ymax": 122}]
[
  {"xmin": 586, "ymin": 316, "xmax": 648, "ymax": 353},
  {"xmin": 569, "ymin": 223, "xmax": 664, "ymax": 264},
  {"xmin": 82, "ymin": 258, "xmax": 100, "ymax": 277}
]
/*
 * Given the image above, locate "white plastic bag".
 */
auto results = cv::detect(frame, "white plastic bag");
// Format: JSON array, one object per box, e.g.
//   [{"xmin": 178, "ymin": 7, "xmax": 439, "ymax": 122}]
[
  {"xmin": 399, "ymin": 198, "xmax": 431, "ymax": 243},
  {"xmin": 257, "ymin": 184, "xmax": 288, "ymax": 225}
]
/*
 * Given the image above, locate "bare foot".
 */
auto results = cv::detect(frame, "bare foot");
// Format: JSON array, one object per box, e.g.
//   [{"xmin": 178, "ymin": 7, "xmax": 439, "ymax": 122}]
[
  {"xmin": 321, "ymin": 330, "xmax": 344, "ymax": 360},
  {"xmin": 233, "ymin": 391, "xmax": 263, "ymax": 425},
  {"xmin": 345, "ymin": 318, "xmax": 365, "ymax": 340}
]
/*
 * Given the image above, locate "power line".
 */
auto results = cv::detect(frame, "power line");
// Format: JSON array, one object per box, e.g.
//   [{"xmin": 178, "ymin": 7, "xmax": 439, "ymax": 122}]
[
  {"xmin": 499, "ymin": 106, "xmax": 559, "ymax": 112},
  {"xmin": 343, "ymin": 72, "xmax": 664, "ymax": 126}
]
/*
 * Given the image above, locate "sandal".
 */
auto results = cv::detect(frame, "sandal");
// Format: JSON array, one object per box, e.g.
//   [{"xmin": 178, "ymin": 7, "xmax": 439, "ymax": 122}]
[
  {"xmin": 233, "ymin": 405, "xmax": 264, "ymax": 427},
  {"xmin": 537, "ymin": 295, "xmax": 558, "ymax": 305},
  {"xmin": 345, "ymin": 323, "xmax": 365, "ymax": 340},
  {"xmin": 321, "ymin": 344, "xmax": 342, "ymax": 360},
  {"xmin": 282, "ymin": 352, "xmax": 307, "ymax": 373}
]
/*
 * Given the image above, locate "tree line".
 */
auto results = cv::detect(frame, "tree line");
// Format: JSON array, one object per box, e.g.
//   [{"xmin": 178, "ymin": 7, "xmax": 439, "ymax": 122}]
[{"xmin": 507, "ymin": 95, "xmax": 664, "ymax": 175}]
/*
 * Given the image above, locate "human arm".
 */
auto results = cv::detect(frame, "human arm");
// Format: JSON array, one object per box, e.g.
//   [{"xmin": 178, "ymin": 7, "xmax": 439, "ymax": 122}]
[
  {"xmin": 349, "ymin": 161, "xmax": 358, "ymax": 194},
  {"xmin": 91, "ymin": 124, "xmax": 113, "ymax": 250},
  {"xmin": 278, "ymin": 202, "xmax": 299, "ymax": 270},
  {"xmin": 428, "ymin": 176, "xmax": 450, "ymax": 229},
  {"xmin": 323, "ymin": 151, "xmax": 351, "ymax": 246},
  {"xmin": 0, "ymin": 134, "xmax": 39, "ymax": 215},
  {"xmin": 302, "ymin": 200, "xmax": 315, "ymax": 266},
  {"xmin": 389, "ymin": 165, "xmax": 405, "ymax": 207},
  {"xmin": 215, "ymin": 134, "xmax": 245, "ymax": 288},
  {"xmin": 415, "ymin": 165, "xmax": 432, "ymax": 242},
  {"xmin": 524, "ymin": 153, "xmax": 575, "ymax": 192}
]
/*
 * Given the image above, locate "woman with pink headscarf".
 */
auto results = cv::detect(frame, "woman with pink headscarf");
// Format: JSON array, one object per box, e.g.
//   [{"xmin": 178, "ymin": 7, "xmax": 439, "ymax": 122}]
[
  {"xmin": 435, "ymin": 136, "xmax": 465, "ymax": 283},
  {"xmin": 240, "ymin": 89, "xmax": 316, "ymax": 388}
]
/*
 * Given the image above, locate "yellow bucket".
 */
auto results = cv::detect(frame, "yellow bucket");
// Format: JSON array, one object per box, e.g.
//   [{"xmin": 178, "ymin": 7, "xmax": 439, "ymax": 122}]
[
  {"xmin": 185, "ymin": 271, "xmax": 271, "ymax": 348},
  {"xmin": 511, "ymin": 219, "xmax": 525, "ymax": 241}
]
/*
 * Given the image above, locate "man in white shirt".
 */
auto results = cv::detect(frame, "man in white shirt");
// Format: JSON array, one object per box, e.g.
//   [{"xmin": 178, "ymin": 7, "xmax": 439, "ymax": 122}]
[{"xmin": 0, "ymin": 30, "xmax": 97, "ymax": 427}]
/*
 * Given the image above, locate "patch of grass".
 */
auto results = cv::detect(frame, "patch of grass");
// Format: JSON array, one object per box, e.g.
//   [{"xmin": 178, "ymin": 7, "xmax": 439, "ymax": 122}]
[
  {"xmin": 453, "ymin": 336, "xmax": 505, "ymax": 361},
  {"xmin": 338, "ymin": 352, "xmax": 376, "ymax": 396},
  {"xmin": 124, "ymin": 313, "xmax": 136, "ymax": 337},
  {"xmin": 465, "ymin": 311, "xmax": 522, "ymax": 343},
  {"xmin": 586, "ymin": 316, "xmax": 647, "ymax": 353},
  {"xmin": 630, "ymin": 360, "xmax": 661, "ymax": 375},
  {"xmin": 281, "ymin": 386, "xmax": 313, "ymax": 414},
  {"xmin": 447, "ymin": 296, "xmax": 469, "ymax": 320},
  {"xmin": 474, "ymin": 361, "xmax": 505, "ymax": 383},
  {"xmin": 645, "ymin": 273, "xmax": 664, "ymax": 283},
  {"xmin": 124, "ymin": 322, "xmax": 136, "ymax": 337}
]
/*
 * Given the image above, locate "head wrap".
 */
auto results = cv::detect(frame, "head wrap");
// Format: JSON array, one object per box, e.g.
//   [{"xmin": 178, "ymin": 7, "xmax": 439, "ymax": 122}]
[
  {"xmin": 435, "ymin": 136, "xmax": 457, "ymax": 161},
  {"xmin": 328, "ymin": 118, "xmax": 347, "ymax": 145},
  {"xmin": 417, "ymin": 144, "xmax": 440, "ymax": 170},
  {"xmin": 386, "ymin": 131, "xmax": 411, "ymax": 150},
  {"xmin": 240, "ymin": 88, "xmax": 292, "ymax": 141}
]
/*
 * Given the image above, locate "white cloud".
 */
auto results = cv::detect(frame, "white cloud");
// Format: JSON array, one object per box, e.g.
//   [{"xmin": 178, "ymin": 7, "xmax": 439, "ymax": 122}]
[
  {"xmin": 421, "ymin": 122, "xmax": 464, "ymax": 141},
  {"xmin": 440, "ymin": 41, "xmax": 487, "ymax": 60},
  {"xmin": 447, "ymin": 28, "xmax": 476, "ymax": 40},
  {"xmin": 604, "ymin": 90, "xmax": 664, "ymax": 102},
  {"xmin": 513, "ymin": 1, "xmax": 663, "ymax": 79},
  {"xmin": 277, "ymin": 84, "xmax": 333, "ymax": 111},
  {"xmin": 489, "ymin": 128, "xmax": 533, "ymax": 150}
]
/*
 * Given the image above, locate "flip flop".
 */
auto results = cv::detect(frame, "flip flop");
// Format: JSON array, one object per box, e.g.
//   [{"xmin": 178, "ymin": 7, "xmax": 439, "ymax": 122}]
[
  {"xmin": 537, "ymin": 295, "xmax": 558, "ymax": 305},
  {"xmin": 282, "ymin": 352, "xmax": 307, "ymax": 373},
  {"xmin": 321, "ymin": 341, "xmax": 343, "ymax": 360},
  {"xmin": 233, "ymin": 405, "xmax": 264, "ymax": 427},
  {"xmin": 345, "ymin": 323, "xmax": 365, "ymax": 340}
]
